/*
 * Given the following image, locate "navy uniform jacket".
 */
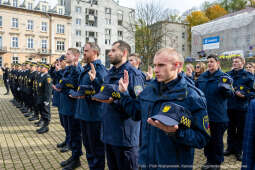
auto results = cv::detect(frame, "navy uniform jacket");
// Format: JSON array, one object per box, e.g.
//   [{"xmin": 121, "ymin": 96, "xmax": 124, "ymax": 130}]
[
  {"xmin": 242, "ymin": 99, "xmax": 255, "ymax": 170},
  {"xmin": 36, "ymin": 73, "xmax": 52, "ymax": 105},
  {"xmin": 59, "ymin": 65, "xmax": 80, "ymax": 116},
  {"xmin": 49, "ymin": 67, "xmax": 63, "ymax": 108},
  {"xmin": 120, "ymin": 73, "xmax": 210, "ymax": 169},
  {"xmin": 101, "ymin": 61, "xmax": 144, "ymax": 147},
  {"xmin": 196, "ymin": 70, "xmax": 233, "ymax": 122},
  {"xmin": 75, "ymin": 60, "xmax": 108, "ymax": 121},
  {"xmin": 227, "ymin": 69, "xmax": 254, "ymax": 111}
]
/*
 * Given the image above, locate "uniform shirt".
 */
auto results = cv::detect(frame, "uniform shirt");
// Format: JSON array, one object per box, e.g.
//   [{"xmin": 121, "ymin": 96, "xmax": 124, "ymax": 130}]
[
  {"xmin": 74, "ymin": 60, "xmax": 108, "ymax": 121},
  {"xmin": 120, "ymin": 73, "xmax": 210, "ymax": 169},
  {"xmin": 227, "ymin": 69, "xmax": 254, "ymax": 111},
  {"xmin": 196, "ymin": 70, "xmax": 233, "ymax": 122},
  {"xmin": 101, "ymin": 61, "xmax": 145, "ymax": 147}
]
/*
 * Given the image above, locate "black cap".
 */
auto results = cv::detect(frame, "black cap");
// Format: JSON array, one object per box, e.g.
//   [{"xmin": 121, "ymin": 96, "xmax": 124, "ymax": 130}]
[
  {"xmin": 151, "ymin": 102, "xmax": 192, "ymax": 127},
  {"xmin": 92, "ymin": 84, "xmax": 120, "ymax": 101}
]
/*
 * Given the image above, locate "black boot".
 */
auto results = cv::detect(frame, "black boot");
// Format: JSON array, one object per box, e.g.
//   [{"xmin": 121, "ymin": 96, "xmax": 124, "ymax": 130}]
[
  {"xmin": 28, "ymin": 115, "xmax": 39, "ymax": 121},
  {"xmin": 57, "ymin": 141, "xmax": 66, "ymax": 148},
  {"xmin": 60, "ymin": 145, "xmax": 70, "ymax": 153},
  {"xmin": 36, "ymin": 124, "xmax": 49, "ymax": 134},
  {"xmin": 62, "ymin": 157, "xmax": 81, "ymax": 170},
  {"xmin": 34, "ymin": 120, "xmax": 43, "ymax": 127},
  {"xmin": 60, "ymin": 156, "xmax": 74, "ymax": 167},
  {"xmin": 223, "ymin": 149, "xmax": 234, "ymax": 156},
  {"xmin": 235, "ymin": 153, "xmax": 242, "ymax": 161}
]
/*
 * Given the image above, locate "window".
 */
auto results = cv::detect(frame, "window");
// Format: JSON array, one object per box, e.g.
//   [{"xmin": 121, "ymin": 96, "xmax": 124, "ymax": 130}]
[
  {"xmin": 105, "ymin": 29, "xmax": 111, "ymax": 36},
  {"xmin": 0, "ymin": 36, "xmax": 2, "ymax": 48},
  {"xmin": 105, "ymin": 18, "xmax": 111, "ymax": 25},
  {"xmin": 0, "ymin": 16, "xmax": 2, "ymax": 27},
  {"xmin": 59, "ymin": 0, "xmax": 64, "ymax": 5},
  {"xmin": 41, "ymin": 39, "xmax": 47, "ymax": 49},
  {"xmin": 57, "ymin": 24, "xmax": 65, "ymax": 34},
  {"xmin": 76, "ymin": 18, "xmax": 81, "ymax": 25},
  {"xmin": 41, "ymin": 57, "xmax": 47, "ymax": 63},
  {"xmin": 76, "ymin": 42, "xmax": 81, "ymax": 47},
  {"xmin": 118, "ymin": 31, "xmax": 123, "ymax": 40},
  {"xmin": 41, "ymin": 22, "xmax": 47, "ymax": 32},
  {"xmin": 13, "ymin": 0, "xmax": 18, "ymax": 7},
  {"xmin": 76, "ymin": 30, "xmax": 81, "ymax": 36},
  {"xmin": 105, "ymin": 8, "xmax": 111, "ymax": 14},
  {"xmin": 182, "ymin": 44, "xmax": 185, "ymax": 51},
  {"xmin": 42, "ymin": 5, "xmax": 47, "ymax": 12},
  {"xmin": 12, "ymin": 18, "xmax": 18, "ymax": 28},
  {"xmin": 76, "ymin": 6, "xmax": 81, "ymax": 13},
  {"xmin": 0, "ymin": 56, "xmax": 2, "ymax": 67},
  {"xmin": 59, "ymin": 8, "xmax": 63, "ymax": 15},
  {"xmin": 11, "ymin": 37, "xmax": 18, "ymax": 48},
  {"xmin": 28, "ymin": 57, "xmax": 33, "ymax": 61},
  {"xmin": 28, "ymin": 3, "xmax": 33, "ymax": 10},
  {"xmin": 27, "ymin": 20, "xmax": 33, "ymax": 30},
  {"xmin": 105, "ymin": 39, "xmax": 111, "ymax": 45},
  {"xmin": 57, "ymin": 41, "xmax": 65, "ymax": 51},
  {"xmin": 27, "ymin": 37, "xmax": 34, "ymax": 49},
  {"xmin": 182, "ymin": 32, "xmax": 185, "ymax": 39},
  {"xmin": 12, "ymin": 56, "xmax": 19, "ymax": 64}
]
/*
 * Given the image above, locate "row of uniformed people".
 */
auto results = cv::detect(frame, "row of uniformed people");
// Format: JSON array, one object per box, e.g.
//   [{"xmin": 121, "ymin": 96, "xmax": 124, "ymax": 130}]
[
  {"xmin": 49, "ymin": 41, "xmax": 210, "ymax": 170},
  {"xmin": 9, "ymin": 61, "xmax": 52, "ymax": 134},
  {"xmin": 183, "ymin": 55, "xmax": 254, "ymax": 170}
]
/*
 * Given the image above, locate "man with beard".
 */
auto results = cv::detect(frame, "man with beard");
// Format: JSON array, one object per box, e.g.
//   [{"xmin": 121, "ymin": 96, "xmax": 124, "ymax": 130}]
[{"xmin": 95, "ymin": 40, "xmax": 145, "ymax": 170}]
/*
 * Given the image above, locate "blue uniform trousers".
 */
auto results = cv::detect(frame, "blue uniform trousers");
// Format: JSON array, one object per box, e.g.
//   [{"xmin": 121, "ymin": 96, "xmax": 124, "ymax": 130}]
[
  {"xmin": 80, "ymin": 120, "xmax": 105, "ymax": 170},
  {"xmin": 105, "ymin": 144, "xmax": 138, "ymax": 170},
  {"xmin": 227, "ymin": 109, "xmax": 247, "ymax": 154},
  {"xmin": 204, "ymin": 121, "xmax": 228, "ymax": 164}
]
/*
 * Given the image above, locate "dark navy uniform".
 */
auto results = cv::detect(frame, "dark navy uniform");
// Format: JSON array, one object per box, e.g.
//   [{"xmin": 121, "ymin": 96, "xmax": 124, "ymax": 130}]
[
  {"xmin": 101, "ymin": 61, "xmax": 144, "ymax": 170},
  {"xmin": 120, "ymin": 73, "xmax": 210, "ymax": 170},
  {"xmin": 196, "ymin": 70, "xmax": 233, "ymax": 166},
  {"xmin": 1, "ymin": 66, "xmax": 10, "ymax": 94},
  {"xmin": 226, "ymin": 69, "xmax": 254, "ymax": 158},
  {"xmin": 58, "ymin": 64, "xmax": 82, "ymax": 160},
  {"xmin": 74, "ymin": 59, "xmax": 108, "ymax": 170},
  {"xmin": 36, "ymin": 65, "xmax": 52, "ymax": 133}
]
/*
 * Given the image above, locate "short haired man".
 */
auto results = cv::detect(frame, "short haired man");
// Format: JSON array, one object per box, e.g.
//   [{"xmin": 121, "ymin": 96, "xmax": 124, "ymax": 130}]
[
  {"xmin": 224, "ymin": 56, "xmax": 255, "ymax": 161},
  {"xmin": 118, "ymin": 48, "xmax": 210, "ymax": 169}
]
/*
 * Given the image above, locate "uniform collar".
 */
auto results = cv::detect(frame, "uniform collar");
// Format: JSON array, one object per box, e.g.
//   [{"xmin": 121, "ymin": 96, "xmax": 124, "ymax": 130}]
[{"xmin": 110, "ymin": 61, "xmax": 130, "ymax": 73}]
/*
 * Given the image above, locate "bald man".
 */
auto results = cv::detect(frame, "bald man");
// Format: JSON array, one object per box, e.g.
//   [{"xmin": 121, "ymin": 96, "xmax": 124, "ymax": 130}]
[{"xmin": 117, "ymin": 48, "xmax": 210, "ymax": 169}]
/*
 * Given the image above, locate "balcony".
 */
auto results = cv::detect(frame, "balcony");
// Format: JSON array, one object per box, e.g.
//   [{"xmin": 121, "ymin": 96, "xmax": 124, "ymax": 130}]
[
  {"xmin": 37, "ymin": 48, "xmax": 50, "ymax": 56},
  {"xmin": 0, "ymin": 46, "xmax": 7, "ymax": 54}
]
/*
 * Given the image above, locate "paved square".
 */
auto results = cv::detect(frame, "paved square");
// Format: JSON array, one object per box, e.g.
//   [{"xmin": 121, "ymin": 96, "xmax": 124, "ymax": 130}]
[{"xmin": 0, "ymin": 86, "xmax": 242, "ymax": 170}]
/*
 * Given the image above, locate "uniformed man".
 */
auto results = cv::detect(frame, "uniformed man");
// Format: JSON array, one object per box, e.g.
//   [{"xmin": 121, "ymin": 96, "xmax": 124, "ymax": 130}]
[
  {"xmin": 1, "ymin": 63, "xmax": 10, "ymax": 95},
  {"xmin": 69, "ymin": 42, "xmax": 108, "ymax": 170},
  {"xmin": 117, "ymin": 48, "xmax": 210, "ymax": 170},
  {"xmin": 94, "ymin": 40, "xmax": 145, "ymax": 170},
  {"xmin": 196, "ymin": 54, "xmax": 233, "ymax": 170},
  {"xmin": 25, "ymin": 62, "xmax": 39, "ymax": 120},
  {"xmin": 224, "ymin": 56, "xmax": 255, "ymax": 161},
  {"xmin": 35, "ymin": 63, "xmax": 52, "ymax": 134},
  {"xmin": 53, "ymin": 48, "xmax": 82, "ymax": 170},
  {"xmin": 34, "ymin": 62, "xmax": 43, "ymax": 125}
]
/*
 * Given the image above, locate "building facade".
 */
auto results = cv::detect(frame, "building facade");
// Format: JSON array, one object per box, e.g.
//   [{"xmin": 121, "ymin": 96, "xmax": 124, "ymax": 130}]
[
  {"xmin": 155, "ymin": 21, "xmax": 191, "ymax": 58},
  {"xmin": 0, "ymin": 0, "xmax": 71, "ymax": 68},
  {"xmin": 191, "ymin": 8, "xmax": 255, "ymax": 58},
  {"xmin": 64, "ymin": 0, "xmax": 135, "ymax": 67}
]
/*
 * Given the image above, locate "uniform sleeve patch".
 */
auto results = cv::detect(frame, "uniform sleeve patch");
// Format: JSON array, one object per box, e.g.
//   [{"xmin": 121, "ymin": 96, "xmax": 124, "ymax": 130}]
[
  {"xmin": 47, "ymin": 78, "xmax": 52, "ymax": 84},
  {"xmin": 134, "ymin": 85, "xmax": 143, "ymax": 96},
  {"xmin": 203, "ymin": 115, "xmax": 210, "ymax": 135}
]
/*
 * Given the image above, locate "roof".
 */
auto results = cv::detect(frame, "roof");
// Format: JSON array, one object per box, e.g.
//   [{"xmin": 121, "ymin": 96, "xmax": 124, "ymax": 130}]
[{"xmin": 192, "ymin": 7, "xmax": 255, "ymax": 36}]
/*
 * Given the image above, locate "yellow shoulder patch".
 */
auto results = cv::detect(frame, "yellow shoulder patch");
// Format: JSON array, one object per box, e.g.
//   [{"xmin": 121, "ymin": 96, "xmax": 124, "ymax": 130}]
[
  {"xmin": 222, "ymin": 78, "xmax": 227, "ymax": 83},
  {"xmin": 100, "ymin": 86, "xmax": 104, "ymax": 92},
  {"xmin": 47, "ymin": 78, "xmax": 52, "ymax": 84}
]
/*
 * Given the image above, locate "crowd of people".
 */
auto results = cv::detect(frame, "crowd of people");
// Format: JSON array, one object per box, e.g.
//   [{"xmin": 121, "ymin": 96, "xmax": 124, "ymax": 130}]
[{"xmin": 1, "ymin": 40, "xmax": 255, "ymax": 170}]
